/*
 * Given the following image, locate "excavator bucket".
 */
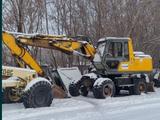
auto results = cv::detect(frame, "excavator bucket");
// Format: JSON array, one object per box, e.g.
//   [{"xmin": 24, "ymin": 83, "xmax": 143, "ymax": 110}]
[
  {"xmin": 51, "ymin": 67, "xmax": 82, "ymax": 98},
  {"xmin": 52, "ymin": 85, "xmax": 68, "ymax": 98}
]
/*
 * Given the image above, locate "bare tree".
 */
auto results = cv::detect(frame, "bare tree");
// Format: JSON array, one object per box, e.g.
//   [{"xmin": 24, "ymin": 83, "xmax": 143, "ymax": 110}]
[{"xmin": 2, "ymin": 0, "xmax": 160, "ymax": 67}]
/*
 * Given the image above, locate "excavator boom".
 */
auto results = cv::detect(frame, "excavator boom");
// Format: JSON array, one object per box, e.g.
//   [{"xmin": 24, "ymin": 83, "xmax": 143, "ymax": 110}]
[
  {"xmin": 2, "ymin": 31, "xmax": 44, "ymax": 75},
  {"xmin": 2, "ymin": 31, "xmax": 96, "ymax": 75}
]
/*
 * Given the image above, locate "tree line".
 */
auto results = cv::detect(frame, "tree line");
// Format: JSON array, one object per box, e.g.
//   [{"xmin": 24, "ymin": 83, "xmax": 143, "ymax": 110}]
[{"xmin": 2, "ymin": 0, "xmax": 160, "ymax": 69}]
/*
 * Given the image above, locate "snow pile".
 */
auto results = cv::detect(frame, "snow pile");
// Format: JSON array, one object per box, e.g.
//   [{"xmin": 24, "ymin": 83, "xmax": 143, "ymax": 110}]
[{"xmin": 2, "ymin": 88, "xmax": 160, "ymax": 120}]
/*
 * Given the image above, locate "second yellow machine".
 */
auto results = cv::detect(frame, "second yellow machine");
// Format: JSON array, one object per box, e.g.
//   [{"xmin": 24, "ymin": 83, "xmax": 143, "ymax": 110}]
[{"xmin": 69, "ymin": 37, "xmax": 154, "ymax": 98}]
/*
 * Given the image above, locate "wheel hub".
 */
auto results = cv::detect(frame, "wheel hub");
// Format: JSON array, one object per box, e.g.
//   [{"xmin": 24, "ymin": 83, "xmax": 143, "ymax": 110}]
[
  {"xmin": 139, "ymin": 84, "xmax": 145, "ymax": 92},
  {"xmin": 104, "ymin": 86, "xmax": 112, "ymax": 96},
  {"xmin": 35, "ymin": 89, "xmax": 48, "ymax": 106}
]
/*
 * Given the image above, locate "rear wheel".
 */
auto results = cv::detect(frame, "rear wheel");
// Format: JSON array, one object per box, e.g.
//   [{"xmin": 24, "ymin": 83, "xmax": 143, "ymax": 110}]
[
  {"xmin": 23, "ymin": 81, "xmax": 53, "ymax": 108},
  {"xmin": 69, "ymin": 83, "xmax": 80, "ymax": 97},
  {"xmin": 69, "ymin": 78, "xmax": 92, "ymax": 97},
  {"xmin": 133, "ymin": 80, "xmax": 147, "ymax": 95},
  {"xmin": 93, "ymin": 80, "xmax": 115, "ymax": 99}
]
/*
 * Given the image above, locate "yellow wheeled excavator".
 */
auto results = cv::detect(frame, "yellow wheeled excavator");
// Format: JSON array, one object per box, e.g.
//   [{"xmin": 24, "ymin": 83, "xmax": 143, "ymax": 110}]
[
  {"xmin": 2, "ymin": 31, "xmax": 154, "ymax": 108},
  {"xmin": 69, "ymin": 37, "xmax": 155, "ymax": 98}
]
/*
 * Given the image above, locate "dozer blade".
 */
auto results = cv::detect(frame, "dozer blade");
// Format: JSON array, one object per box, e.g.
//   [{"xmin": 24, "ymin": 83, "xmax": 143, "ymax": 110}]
[
  {"xmin": 52, "ymin": 85, "xmax": 68, "ymax": 98},
  {"xmin": 146, "ymin": 82, "xmax": 155, "ymax": 92}
]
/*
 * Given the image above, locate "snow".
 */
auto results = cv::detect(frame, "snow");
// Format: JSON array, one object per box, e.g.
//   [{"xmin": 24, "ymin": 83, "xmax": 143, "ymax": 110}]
[
  {"xmin": 82, "ymin": 73, "xmax": 97, "ymax": 79},
  {"xmin": 24, "ymin": 77, "xmax": 51, "ymax": 91},
  {"xmin": 134, "ymin": 51, "xmax": 151, "ymax": 58},
  {"xmin": 134, "ymin": 51, "xmax": 145, "ymax": 55},
  {"xmin": 3, "ymin": 30, "xmax": 40, "ymax": 37},
  {"xmin": 154, "ymin": 72, "xmax": 160, "ymax": 79},
  {"xmin": 93, "ymin": 53, "xmax": 101, "ymax": 62},
  {"xmin": 73, "ymin": 50, "xmax": 90, "ymax": 57},
  {"xmin": 3, "ymin": 88, "xmax": 160, "ymax": 120},
  {"xmin": 144, "ymin": 74, "xmax": 150, "ymax": 83},
  {"xmin": 79, "ymin": 41, "xmax": 88, "ymax": 44},
  {"xmin": 98, "ymin": 38, "xmax": 106, "ymax": 42},
  {"xmin": 93, "ymin": 42, "xmax": 105, "ymax": 62},
  {"xmin": 93, "ymin": 78, "xmax": 111, "ymax": 86},
  {"xmin": 98, "ymin": 37, "xmax": 129, "ymax": 42},
  {"xmin": 2, "ymin": 88, "xmax": 160, "ymax": 120},
  {"xmin": 135, "ymin": 54, "xmax": 152, "ymax": 58}
]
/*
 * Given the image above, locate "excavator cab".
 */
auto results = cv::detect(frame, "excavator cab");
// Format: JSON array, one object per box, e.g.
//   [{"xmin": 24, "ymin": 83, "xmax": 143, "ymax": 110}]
[
  {"xmin": 93, "ymin": 37, "xmax": 129, "ymax": 74},
  {"xmin": 93, "ymin": 37, "xmax": 153, "ymax": 75},
  {"xmin": 69, "ymin": 37, "xmax": 154, "ymax": 99},
  {"xmin": 102, "ymin": 38, "xmax": 129, "ymax": 72}
]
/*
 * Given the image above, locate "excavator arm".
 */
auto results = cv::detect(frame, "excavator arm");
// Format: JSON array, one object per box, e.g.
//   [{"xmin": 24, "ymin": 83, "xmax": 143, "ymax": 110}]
[
  {"xmin": 2, "ymin": 31, "xmax": 44, "ymax": 75},
  {"xmin": 16, "ymin": 33, "xmax": 95, "ymax": 58},
  {"xmin": 2, "ymin": 31, "xmax": 96, "ymax": 76}
]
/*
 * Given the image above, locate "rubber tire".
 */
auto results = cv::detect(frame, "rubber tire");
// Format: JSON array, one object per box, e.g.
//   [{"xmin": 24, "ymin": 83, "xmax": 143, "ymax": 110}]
[
  {"xmin": 93, "ymin": 80, "xmax": 115, "ymax": 99},
  {"xmin": 80, "ymin": 86, "xmax": 88, "ymax": 96},
  {"xmin": 133, "ymin": 80, "xmax": 147, "ymax": 95},
  {"xmin": 69, "ymin": 83, "xmax": 80, "ymax": 97},
  {"xmin": 22, "ymin": 81, "xmax": 53, "ymax": 108}
]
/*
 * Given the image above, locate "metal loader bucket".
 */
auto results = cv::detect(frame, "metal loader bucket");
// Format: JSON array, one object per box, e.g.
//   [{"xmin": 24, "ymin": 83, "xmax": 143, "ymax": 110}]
[{"xmin": 52, "ymin": 85, "xmax": 68, "ymax": 98}]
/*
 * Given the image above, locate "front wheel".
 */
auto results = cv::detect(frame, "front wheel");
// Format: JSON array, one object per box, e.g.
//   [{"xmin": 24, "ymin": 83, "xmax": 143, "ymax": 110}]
[
  {"xmin": 93, "ymin": 80, "xmax": 115, "ymax": 99},
  {"xmin": 69, "ymin": 83, "xmax": 80, "ymax": 97},
  {"xmin": 23, "ymin": 81, "xmax": 53, "ymax": 108}
]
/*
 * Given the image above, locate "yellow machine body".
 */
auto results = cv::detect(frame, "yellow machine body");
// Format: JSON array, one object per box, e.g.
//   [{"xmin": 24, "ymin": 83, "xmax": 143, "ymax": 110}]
[{"xmin": 118, "ymin": 38, "xmax": 153, "ymax": 72}]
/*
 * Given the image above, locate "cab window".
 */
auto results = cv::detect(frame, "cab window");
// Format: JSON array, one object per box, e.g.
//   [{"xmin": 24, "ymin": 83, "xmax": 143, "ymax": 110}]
[
  {"xmin": 108, "ymin": 42, "xmax": 122, "ymax": 58},
  {"xmin": 124, "ymin": 42, "xmax": 129, "ymax": 60}
]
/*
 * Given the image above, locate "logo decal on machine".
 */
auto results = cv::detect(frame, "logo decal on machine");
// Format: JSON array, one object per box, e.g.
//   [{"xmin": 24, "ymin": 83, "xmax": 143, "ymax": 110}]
[{"xmin": 121, "ymin": 64, "xmax": 128, "ymax": 69}]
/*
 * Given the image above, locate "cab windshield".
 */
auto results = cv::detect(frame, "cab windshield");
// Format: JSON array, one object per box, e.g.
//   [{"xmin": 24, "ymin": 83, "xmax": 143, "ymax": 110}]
[{"xmin": 97, "ymin": 42, "xmax": 106, "ymax": 56}]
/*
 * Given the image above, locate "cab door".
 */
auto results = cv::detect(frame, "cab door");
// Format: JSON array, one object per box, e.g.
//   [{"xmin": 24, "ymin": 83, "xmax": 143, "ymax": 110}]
[{"xmin": 102, "ymin": 41, "xmax": 126, "ymax": 72}]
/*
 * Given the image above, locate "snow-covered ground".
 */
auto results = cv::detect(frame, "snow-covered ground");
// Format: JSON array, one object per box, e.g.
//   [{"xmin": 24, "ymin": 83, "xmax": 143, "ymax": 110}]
[{"xmin": 3, "ymin": 88, "xmax": 160, "ymax": 120}]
